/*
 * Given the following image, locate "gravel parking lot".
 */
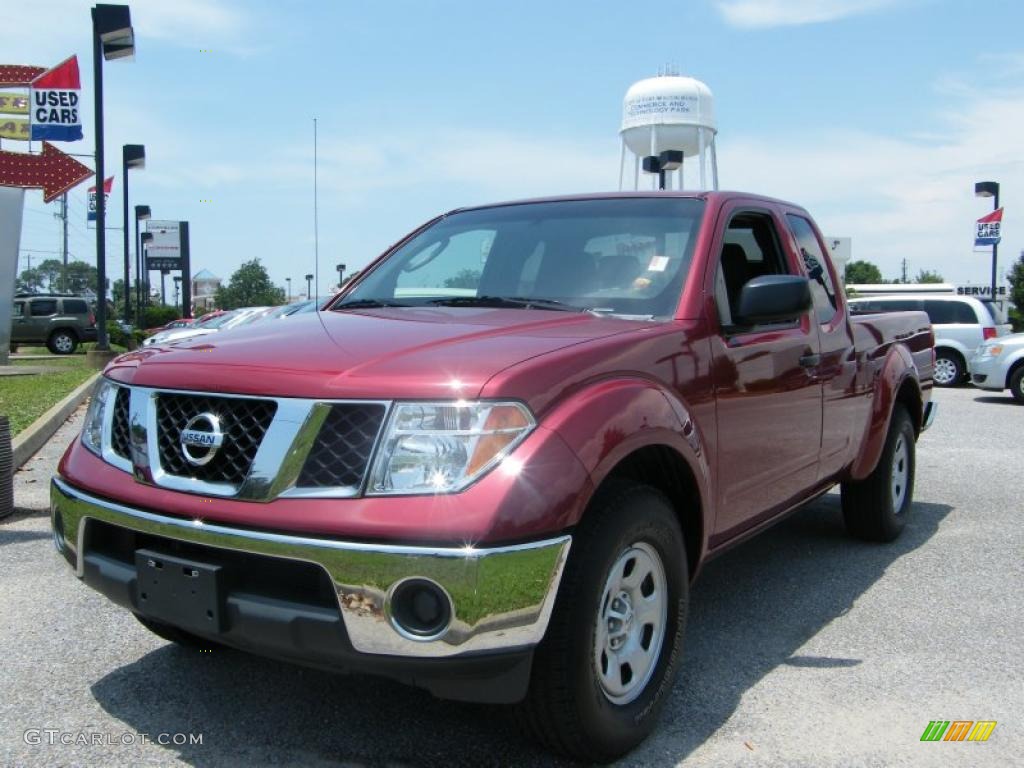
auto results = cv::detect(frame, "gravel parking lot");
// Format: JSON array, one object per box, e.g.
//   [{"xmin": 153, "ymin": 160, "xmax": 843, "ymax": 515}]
[{"xmin": 1, "ymin": 386, "xmax": 1020, "ymax": 767}]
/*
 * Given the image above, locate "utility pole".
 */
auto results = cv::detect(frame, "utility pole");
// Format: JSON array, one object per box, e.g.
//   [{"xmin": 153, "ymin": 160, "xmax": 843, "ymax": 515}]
[
  {"xmin": 901, "ymin": 258, "xmax": 908, "ymax": 284},
  {"xmin": 61, "ymin": 194, "xmax": 68, "ymax": 292}
]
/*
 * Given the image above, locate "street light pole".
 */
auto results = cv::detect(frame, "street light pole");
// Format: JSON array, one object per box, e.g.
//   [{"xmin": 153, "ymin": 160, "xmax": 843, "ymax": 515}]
[
  {"xmin": 286, "ymin": 277, "xmax": 292, "ymax": 302},
  {"xmin": 134, "ymin": 204, "xmax": 150, "ymax": 327},
  {"xmin": 122, "ymin": 144, "xmax": 144, "ymax": 324},
  {"xmin": 90, "ymin": 3, "xmax": 136, "ymax": 351},
  {"xmin": 305, "ymin": 273, "xmax": 313, "ymax": 300},
  {"xmin": 975, "ymin": 180, "xmax": 1001, "ymax": 307},
  {"xmin": 91, "ymin": 9, "xmax": 108, "ymax": 348}
]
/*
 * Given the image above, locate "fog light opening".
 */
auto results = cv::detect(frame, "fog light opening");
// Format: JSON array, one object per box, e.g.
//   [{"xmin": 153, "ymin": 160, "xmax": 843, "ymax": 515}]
[
  {"xmin": 51, "ymin": 506, "xmax": 66, "ymax": 555},
  {"xmin": 387, "ymin": 578, "xmax": 453, "ymax": 641}
]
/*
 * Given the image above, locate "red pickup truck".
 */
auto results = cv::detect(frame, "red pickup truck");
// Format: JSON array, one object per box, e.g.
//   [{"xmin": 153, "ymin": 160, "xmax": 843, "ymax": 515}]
[{"xmin": 51, "ymin": 191, "xmax": 935, "ymax": 762}]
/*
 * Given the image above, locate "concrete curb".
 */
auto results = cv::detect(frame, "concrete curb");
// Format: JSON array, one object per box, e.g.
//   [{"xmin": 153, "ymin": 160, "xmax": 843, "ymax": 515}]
[{"xmin": 12, "ymin": 373, "xmax": 98, "ymax": 470}]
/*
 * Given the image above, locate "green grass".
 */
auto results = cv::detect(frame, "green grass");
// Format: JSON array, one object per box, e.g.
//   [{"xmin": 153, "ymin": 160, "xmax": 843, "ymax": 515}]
[{"xmin": 0, "ymin": 356, "xmax": 96, "ymax": 435}]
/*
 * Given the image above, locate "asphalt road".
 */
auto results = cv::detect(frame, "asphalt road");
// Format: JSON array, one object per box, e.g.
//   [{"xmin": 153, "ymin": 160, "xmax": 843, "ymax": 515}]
[{"xmin": 1, "ymin": 387, "xmax": 1020, "ymax": 767}]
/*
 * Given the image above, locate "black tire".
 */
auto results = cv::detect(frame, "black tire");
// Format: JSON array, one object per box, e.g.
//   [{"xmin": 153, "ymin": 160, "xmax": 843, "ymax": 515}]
[
  {"xmin": 516, "ymin": 482, "xmax": 688, "ymax": 763},
  {"xmin": 1009, "ymin": 366, "xmax": 1024, "ymax": 405},
  {"xmin": 47, "ymin": 329, "xmax": 78, "ymax": 355},
  {"xmin": 933, "ymin": 349, "xmax": 963, "ymax": 387},
  {"xmin": 8, "ymin": 344, "xmax": 17, "ymax": 354},
  {"xmin": 134, "ymin": 613, "xmax": 218, "ymax": 650},
  {"xmin": 841, "ymin": 405, "xmax": 915, "ymax": 542}
]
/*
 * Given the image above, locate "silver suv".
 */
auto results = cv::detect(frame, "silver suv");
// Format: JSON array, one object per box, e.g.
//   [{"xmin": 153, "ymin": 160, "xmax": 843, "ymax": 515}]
[
  {"xmin": 848, "ymin": 294, "xmax": 1008, "ymax": 386},
  {"xmin": 969, "ymin": 332, "xmax": 1024, "ymax": 403},
  {"xmin": 10, "ymin": 294, "xmax": 98, "ymax": 354}
]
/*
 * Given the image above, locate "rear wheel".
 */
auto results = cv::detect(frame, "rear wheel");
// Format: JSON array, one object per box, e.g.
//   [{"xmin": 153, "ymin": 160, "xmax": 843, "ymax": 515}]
[
  {"xmin": 516, "ymin": 482, "xmax": 687, "ymax": 762},
  {"xmin": 47, "ymin": 329, "xmax": 78, "ymax": 355},
  {"xmin": 841, "ymin": 405, "xmax": 915, "ymax": 542},
  {"xmin": 933, "ymin": 349, "xmax": 962, "ymax": 387},
  {"xmin": 1009, "ymin": 367, "xmax": 1024, "ymax": 404}
]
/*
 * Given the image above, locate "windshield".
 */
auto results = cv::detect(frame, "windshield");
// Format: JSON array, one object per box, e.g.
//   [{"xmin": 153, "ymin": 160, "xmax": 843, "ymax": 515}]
[
  {"xmin": 199, "ymin": 311, "xmax": 240, "ymax": 329},
  {"xmin": 337, "ymin": 198, "xmax": 705, "ymax": 319}
]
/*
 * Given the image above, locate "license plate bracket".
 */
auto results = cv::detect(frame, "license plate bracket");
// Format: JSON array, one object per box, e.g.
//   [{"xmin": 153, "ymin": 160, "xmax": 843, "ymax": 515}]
[{"xmin": 134, "ymin": 548, "xmax": 224, "ymax": 634}]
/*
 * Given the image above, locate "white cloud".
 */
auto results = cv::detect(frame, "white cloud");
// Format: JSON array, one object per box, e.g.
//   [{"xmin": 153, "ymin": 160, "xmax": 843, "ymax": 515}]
[
  {"xmin": 719, "ymin": 83, "xmax": 1024, "ymax": 284},
  {"xmin": 713, "ymin": 0, "xmax": 905, "ymax": 28},
  {"xmin": 0, "ymin": 0, "xmax": 253, "ymax": 62}
]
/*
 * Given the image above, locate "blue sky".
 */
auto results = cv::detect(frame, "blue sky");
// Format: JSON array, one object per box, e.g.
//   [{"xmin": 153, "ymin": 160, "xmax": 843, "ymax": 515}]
[{"xmin": 6, "ymin": 0, "xmax": 1024, "ymax": 297}]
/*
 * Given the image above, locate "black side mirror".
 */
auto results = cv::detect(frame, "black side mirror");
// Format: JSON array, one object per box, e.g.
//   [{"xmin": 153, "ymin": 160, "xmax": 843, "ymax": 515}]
[{"xmin": 736, "ymin": 275, "xmax": 812, "ymax": 324}]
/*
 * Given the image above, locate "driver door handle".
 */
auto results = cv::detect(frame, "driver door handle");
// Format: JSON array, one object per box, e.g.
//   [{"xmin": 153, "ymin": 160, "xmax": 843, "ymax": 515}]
[{"xmin": 800, "ymin": 353, "xmax": 821, "ymax": 368}]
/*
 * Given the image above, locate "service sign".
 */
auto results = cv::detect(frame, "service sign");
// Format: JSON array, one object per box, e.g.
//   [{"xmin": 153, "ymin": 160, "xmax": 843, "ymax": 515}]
[
  {"xmin": 145, "ymin": 220, "xmax": 182, "ymax": 269},
  {"xmin": 29, "ymin": 56, "xmax": 82, "ymax": 142},
  {"xmin": 87, "ymin": 176, "xmax": 114, "ymax": 222},
  {"xmin": 975, "ymin": 207, "xmax": 1003, "ymax": 247}
]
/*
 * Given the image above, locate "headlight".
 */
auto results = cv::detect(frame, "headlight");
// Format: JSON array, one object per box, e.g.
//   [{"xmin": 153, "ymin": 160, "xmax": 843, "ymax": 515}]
[
  {"xmin": 367, "ymin": 401, "xmax": 535, "ymax": 495},
  {"xmin": 81, "ymin": 378, "xmax": 116, "ymax": 456}
]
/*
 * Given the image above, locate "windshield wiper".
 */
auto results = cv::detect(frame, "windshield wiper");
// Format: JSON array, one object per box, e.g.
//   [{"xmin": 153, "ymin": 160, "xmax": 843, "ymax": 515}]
[
  {"xmin": 332, "ymin": 298, "xmax": 410, "ymax": 310},
  {"xmin": 427, "ymin": 295, "xmax": 588, "ymax": 312}
]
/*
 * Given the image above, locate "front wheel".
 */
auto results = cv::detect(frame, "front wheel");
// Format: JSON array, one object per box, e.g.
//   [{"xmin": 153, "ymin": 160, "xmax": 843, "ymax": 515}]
[
  {"xmin": 47, "ymin": 330, "xmax": 78, "ymax": 355},
  {"xmin": 933, "ymin": 350, "xmax": 963, "ymax": 387},
  {"xmin": 841, "ymin": 405, "xmax": 916, "ymax": 542},
  {"xmin": 516, "ymin": 482, "xmax": 687, "ymax": 762},
  {"xmin": 1009, "ymin": 367, "xmax": 1024, "ymax": 404}
]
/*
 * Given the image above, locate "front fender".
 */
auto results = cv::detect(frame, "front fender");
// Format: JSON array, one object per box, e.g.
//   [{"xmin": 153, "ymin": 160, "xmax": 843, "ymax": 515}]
[
  {"xmin": 540, "ymin": 377, "xmax": 712, "ymax": 537},
  {"xmin": 849, "ymin": 344, "xmax": 920, "ymax": 480}
]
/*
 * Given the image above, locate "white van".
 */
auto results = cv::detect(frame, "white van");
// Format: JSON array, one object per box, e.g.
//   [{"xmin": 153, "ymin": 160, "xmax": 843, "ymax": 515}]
[{"xmin": 848, "ymin": 294, "xmax": 1010, "ymax": 386}]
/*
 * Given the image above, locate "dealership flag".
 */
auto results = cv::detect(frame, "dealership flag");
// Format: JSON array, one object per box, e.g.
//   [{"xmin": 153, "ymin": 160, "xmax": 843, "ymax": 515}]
[
  {"xmin": 975, "ymin": 207, "xmax": 1003, "ymax": 247},
  {"xmin": 87, "ymin": 176, "xmax": 114, "ymax": 222},
  {"xmin": 29, "ymin": 56, "xmax": 82, "ymax": 141}
]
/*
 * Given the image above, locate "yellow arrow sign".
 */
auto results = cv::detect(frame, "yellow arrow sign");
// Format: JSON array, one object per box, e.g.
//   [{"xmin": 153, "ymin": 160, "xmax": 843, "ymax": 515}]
[
  {"xmin": 0, "ymin": 91, "xmax": 29, "ymax": 115},
  {"xmin": 0, "ymin": 117, "xmax": 30, "ymax": 140}
]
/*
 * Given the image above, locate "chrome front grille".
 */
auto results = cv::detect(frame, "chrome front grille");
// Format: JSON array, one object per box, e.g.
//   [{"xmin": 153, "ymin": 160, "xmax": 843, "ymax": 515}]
[
  {"xmin": 155, "ymin": 393, "xmax": 277, "ymax": 486},
  {"xmin": 96, "ymin": 383, "xmax": 390, "ymax": 499},
  {"xmin": 296, "ymin": 404, "xmax": 386, "ymax": 488},
  {"xmin": 110, "ymin": 387, "xmax": 131, "ymax": 459}
]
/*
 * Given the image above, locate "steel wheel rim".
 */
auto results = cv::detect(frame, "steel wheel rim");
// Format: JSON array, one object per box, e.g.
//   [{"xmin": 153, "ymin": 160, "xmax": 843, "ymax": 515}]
[
  {"xmin": 891, "ymin": 434, "xmax": 909, "ymax": 512},
  {"xmin": 593, "ymin": 542, "xmax": 667, "ymax": 705},
  {"xmin": 934, "ymin": 358, "xmax": 957, "ymax": 385},
  {"xmin": 54, "ymin": 334, "xmax": 73, "ymax": 353}
]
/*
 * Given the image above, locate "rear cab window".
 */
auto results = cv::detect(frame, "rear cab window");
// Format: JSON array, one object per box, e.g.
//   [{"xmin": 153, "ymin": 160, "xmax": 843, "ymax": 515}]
[{"xmin": 786, "ymin": 214, "xmax": 838, "ymax": 325}]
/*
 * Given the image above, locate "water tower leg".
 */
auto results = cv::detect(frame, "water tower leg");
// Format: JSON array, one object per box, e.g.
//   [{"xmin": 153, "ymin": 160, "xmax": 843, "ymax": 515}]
[
  {"xmin": 696, "ymin": 128, "xmax": 704, "ymax": 190},
  {"xmin": 618, "ymin": 140, "xmax": 626, "ymax": 191},
  {"xmin": 633, "ymin": 155, "xmax": 640, "ymax": 190},
  {"xmin": 710, "ymin": 136, "xmax": 719, "ymax": 191}
]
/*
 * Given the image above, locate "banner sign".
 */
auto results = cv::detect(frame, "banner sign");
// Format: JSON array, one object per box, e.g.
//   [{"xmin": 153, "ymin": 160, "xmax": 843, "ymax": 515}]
[
  {"xmin": 0, "ymin": 92, "xmax": 29, "ymax": 115},
  {"xmin": 87, "ymin": 176, "xmax": 114, "ymax": 222},
  {"xmin": 29, "ymin": 56, "xmax": 82, "ymax": 142},
  {"xmin": 975, "ymin": 207, "xmax": 1003, "ymax": 247},
  {"xmin": 0, "ymin": 118, "xmax": 29, "ymax": 140},
  {"xmin": 145, "ymin": 220, "xmax": 182, "ymax": 269}
]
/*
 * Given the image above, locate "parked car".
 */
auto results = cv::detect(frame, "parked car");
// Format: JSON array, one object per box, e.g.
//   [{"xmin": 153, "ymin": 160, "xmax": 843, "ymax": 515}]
[
  {"xmin": 969, "ymin": 332, "xmax": 1024, "ymax": 403},
  {"xmin": 143, "ymin": 318, "xmax": 193, "ymax": 337},
  {"xmin": 10, "ymin": 293, "xmax": 97, "ymax": 354},
  {"xmin": 848, "ymin": 294, "xmax": 1007, "ymax": 386},
  {"xmin": 52, "ymin": 192, "xmax": 935, "ymax": 762},
  {"xmin": 142, "ymin": 307, "xmax": 273, "ymax": 347}
]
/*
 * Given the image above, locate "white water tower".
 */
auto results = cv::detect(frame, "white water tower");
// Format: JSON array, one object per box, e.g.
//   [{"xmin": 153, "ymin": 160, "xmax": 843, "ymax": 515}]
[{"xmin": 619, "ymin": 71, "xmax": 718, "ymax": 191}]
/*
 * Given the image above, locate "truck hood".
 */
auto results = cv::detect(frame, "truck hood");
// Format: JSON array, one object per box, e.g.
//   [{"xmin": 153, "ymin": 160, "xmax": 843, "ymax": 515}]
[{"xmin": 105, "ymin": 307, "xmax": 648, "ymax": 400}]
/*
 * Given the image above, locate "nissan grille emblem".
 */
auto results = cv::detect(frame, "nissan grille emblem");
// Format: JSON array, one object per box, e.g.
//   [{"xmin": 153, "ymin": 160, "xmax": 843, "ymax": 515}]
[{"xmin": 180, "ymin": 413, "xmax": 224, "ymax": 467}]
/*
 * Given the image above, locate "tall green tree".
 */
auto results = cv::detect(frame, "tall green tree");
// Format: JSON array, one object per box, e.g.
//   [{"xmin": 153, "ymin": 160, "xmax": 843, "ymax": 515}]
[
  {"xmin": 844, "ymin": 260, "xmax": 884, "ymax": 284},
  {"xmin": 214, "ymin": 259, "xmax": 285, "ymax": 309},
  {"xmin": 1008, "ymin": 251, "xmax": 1024, "ymax": 330},
  {"xmin": 15, "ymin": 259, "xmax": 97, "ymax": 294},
  {"xmin": 914, "ymin": 269, "xmax": 945, "ymax": 284}
]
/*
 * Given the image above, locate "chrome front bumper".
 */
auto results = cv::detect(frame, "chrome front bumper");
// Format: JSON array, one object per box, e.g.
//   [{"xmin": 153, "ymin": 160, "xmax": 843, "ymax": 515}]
[{"xmin": 50, "ymin": 477, "xmax": 571, "ymax": 658}]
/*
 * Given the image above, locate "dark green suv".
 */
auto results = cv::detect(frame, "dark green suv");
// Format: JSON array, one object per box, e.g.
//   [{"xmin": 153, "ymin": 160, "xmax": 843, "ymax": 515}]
[{"xmin": 10, "ymin": 294, "xmax": 98, "ymax": 355}]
